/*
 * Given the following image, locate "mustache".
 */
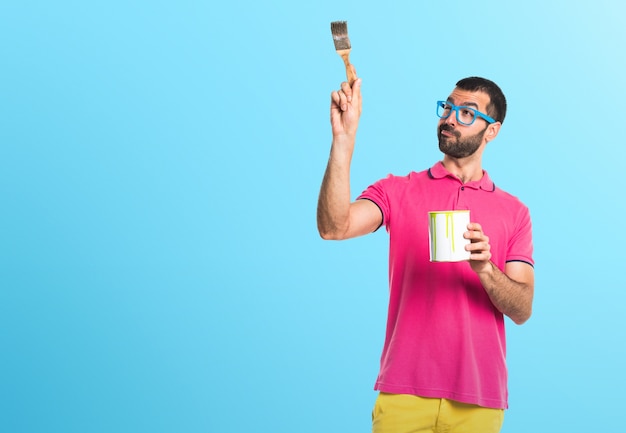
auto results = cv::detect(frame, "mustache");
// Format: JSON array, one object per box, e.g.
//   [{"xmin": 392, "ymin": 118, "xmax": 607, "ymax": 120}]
[{"xmin": 439, "ymin": 124, "xmax": 460, "ymax": 137}]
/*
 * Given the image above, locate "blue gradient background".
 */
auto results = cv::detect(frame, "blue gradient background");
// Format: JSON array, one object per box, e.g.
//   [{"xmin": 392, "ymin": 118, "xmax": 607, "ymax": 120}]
[{"xmin": 1, "ymin": 1, "xmax": 624, "ymax": 432}]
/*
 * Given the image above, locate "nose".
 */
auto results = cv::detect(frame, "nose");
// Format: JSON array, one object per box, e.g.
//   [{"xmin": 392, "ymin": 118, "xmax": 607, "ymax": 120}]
[{"xmin": 443, "ymin": 109, "xmax": 457, "ymax": 126}]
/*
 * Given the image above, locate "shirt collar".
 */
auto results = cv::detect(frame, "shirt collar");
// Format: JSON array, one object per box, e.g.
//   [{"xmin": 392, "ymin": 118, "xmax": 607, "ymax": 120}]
[{"xmin": 428, "ymin": 161, "xmax": 495, "ymax": 192}]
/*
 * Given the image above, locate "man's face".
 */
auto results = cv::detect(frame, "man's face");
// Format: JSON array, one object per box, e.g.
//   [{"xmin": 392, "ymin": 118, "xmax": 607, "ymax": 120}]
[{"xmin": 437, "ymin": 89, "xmax": 492, "ymax": 159}]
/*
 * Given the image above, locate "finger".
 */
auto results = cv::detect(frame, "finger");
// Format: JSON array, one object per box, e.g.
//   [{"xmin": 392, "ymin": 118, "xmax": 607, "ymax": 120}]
[
  {"xmin": 467, "ymin": 222, "xmax": 483, "ymax": 232},
  {"xmin": 466, "ymin": 241, "xmax": 490, "ymax": 252},
  {"xmin": 340, "ymin": 81, "xmax": 352, "ymax": 102},
  {"xmin": 465, "ymin": 232, "xmax": 490, "ymax": 247},
  {"xmin": 336, "ymin": 89, "xmax": 348, "ymax": 111},
  {"xmin": 331, "ymin": 90, "xmax": 341, "ymax": 107},
  {"xmin": 331, "ymin": 89, "xmax": 348, "ymax": 111},
  {"xmin": 351, "ymin": 77, "xmax": 362, "ymax": 102},
  {"xmin": 463, "ymin": 230, "xmax": 477, "ymax": 240},
  {"xmin": 469, "ymin": 250, "xmax": 492, "ymax": 262}
]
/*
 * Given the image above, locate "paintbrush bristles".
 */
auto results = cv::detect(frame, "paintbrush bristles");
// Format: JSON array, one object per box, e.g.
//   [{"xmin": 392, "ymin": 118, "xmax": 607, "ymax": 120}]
[
  {"xmin": 330, "ymin": 21, "xmax": 351, "ymax": 50},
  {"xmin": 330, "ymin": 20, "xmax": 357, "ymax": 86}
]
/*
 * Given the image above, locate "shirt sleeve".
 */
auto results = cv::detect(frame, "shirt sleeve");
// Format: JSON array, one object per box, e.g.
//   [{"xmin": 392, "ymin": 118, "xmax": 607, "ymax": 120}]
[
  {"xmin": 356, "ymin": 175, "xmax": 394, "ymax": 231},
  {"xmin": 506, "ymin": 204, "xmax": 534, "ymax": 266}
]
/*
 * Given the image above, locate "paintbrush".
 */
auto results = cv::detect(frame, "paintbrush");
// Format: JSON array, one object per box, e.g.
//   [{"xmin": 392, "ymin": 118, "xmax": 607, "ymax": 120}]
[{"xmin": 330, "ymin": 21, "xmax": 357, "ymax": 86}]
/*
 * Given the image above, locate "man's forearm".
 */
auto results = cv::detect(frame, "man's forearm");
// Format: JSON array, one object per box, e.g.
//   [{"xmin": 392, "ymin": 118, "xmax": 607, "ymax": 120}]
[
  {"xmin": 477, "ymin": 262, "xmax": 533, "ymax": 325},
  {"xmin": 317, "ymin": 138, "xmax": 354, "ymax": 239}
]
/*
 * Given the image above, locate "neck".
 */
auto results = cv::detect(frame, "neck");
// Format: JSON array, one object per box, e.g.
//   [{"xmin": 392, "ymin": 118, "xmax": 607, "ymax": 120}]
[{"xmin": 441, "ymin": 155, "xmax": 483, "ymax": 184}]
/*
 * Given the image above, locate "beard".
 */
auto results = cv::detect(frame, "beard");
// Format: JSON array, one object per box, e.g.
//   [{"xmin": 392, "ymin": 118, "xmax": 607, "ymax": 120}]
[{"xmin": 437, "ymin": 124, "xmax": 487, "ymax": 158}]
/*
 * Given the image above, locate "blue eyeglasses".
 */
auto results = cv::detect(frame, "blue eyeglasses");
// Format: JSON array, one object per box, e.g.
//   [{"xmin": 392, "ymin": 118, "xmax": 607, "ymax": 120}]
[{"xmin": 436, "ymin": 101, "xmax": 496, "ymax": 125}]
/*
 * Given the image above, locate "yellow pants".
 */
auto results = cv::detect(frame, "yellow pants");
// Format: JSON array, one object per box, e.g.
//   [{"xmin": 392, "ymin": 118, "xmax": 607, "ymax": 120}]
[{"xmin": 372, "ymin": 393, "xmax": 504, "ymax": 433}]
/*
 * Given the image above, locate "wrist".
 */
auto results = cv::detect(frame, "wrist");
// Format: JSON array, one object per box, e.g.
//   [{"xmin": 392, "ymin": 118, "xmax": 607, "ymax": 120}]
[
  {"xmin": 331, "ymin": 135, "xmax": 356, "ymax": 157},
  {"xmin": 475, "ymin": 260, "xmax": 496, "ymax": 278},
  {"xmin": 332, "ymin": 132, "xmax": 356, "ymax": 145}
]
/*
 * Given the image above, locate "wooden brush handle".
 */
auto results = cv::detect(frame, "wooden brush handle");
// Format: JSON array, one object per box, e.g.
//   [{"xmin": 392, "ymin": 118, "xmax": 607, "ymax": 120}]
[{"xmin": 337, "ymin": 49, "xmax": 357, "ymax": 86}]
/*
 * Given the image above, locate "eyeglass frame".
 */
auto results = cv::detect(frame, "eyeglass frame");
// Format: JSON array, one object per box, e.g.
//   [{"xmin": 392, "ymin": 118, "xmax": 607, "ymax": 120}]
[{"xmin": 436, "ymin": 100, "xmax": 496, "ymax": 125}]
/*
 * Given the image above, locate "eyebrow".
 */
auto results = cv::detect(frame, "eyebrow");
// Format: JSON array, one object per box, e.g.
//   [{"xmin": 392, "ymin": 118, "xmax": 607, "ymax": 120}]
[{"xmin": 447, "ymin": 98, "xmax": 479, "ymax": 109}]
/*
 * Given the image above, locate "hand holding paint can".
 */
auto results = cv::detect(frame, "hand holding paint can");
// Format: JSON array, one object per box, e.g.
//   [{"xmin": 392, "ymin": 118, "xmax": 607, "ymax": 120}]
[{"xmin": 428, "ymin": 210, "xmax": 471, "ymax": 262}]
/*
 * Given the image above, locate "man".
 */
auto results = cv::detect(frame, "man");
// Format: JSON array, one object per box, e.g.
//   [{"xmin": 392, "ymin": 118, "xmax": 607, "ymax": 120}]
[{"xmin": 317, "ymin": 70, "xmax": 534, "ymax": 433}]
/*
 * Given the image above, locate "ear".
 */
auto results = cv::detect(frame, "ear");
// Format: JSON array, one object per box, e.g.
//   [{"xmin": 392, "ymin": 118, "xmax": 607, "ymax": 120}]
[{"xmin": 484, "ymin": 122, "xmax": 501, "ymax": 143}]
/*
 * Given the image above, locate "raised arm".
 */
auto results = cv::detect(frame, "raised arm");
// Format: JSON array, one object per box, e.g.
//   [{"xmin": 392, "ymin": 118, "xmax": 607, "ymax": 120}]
[{"xmin": 317, "ymin": 75, "xmax": 382, "ymax": 240}]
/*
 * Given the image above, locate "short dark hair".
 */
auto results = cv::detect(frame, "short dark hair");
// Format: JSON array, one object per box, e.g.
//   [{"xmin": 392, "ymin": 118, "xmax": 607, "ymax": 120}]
[{"xmin": 456, "ymin": 77, "xmax": 507, "ymax": 124}]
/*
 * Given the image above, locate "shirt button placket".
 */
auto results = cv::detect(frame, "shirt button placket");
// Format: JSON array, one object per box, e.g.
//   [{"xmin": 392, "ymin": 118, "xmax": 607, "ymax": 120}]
[{"xmin": 456, "ymin": 185, "xmax": 468, "ymax": 209}]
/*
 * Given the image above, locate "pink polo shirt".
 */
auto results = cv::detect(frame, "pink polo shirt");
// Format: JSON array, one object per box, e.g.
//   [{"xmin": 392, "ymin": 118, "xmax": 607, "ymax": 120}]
[{"xmin": 358, "ymin": 162, "xmax": 534, "ymax": 409}]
